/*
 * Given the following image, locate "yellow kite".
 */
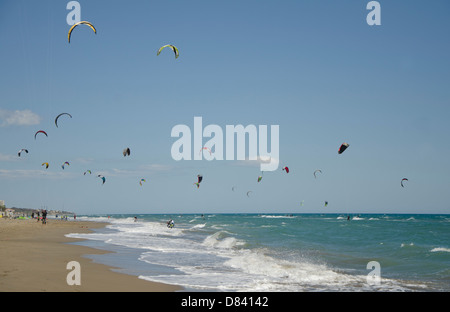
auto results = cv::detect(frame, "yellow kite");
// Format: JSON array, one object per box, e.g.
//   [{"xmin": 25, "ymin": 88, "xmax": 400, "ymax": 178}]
[{"xmin": 68, "ymin": 21, "xmax": 97, "ymax": 43}]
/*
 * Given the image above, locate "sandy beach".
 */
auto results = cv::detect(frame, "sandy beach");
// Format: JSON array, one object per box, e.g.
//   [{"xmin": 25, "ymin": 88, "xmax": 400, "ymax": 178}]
[{"xmin": 0, "ymin": 217, "xmax": 182, "ymax": 292}]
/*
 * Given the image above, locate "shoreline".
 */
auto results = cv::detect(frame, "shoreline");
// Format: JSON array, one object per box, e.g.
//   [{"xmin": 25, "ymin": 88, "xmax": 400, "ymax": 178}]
[{"xmin": 0, "ymin": 218, "xmax": 182, "ymax": 292}]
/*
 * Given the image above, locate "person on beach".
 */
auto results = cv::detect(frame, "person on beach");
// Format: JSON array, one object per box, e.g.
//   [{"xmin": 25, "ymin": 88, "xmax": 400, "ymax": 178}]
[{"xmin": 42, "ymin": 209, "xmax": 47, "ymax": 225}]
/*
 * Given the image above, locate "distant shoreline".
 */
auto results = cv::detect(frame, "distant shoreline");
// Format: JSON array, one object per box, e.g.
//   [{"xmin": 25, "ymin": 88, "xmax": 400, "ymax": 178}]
[{"xmin": 1, "ymin": 207, "xmax": 75, "ymax": 218}]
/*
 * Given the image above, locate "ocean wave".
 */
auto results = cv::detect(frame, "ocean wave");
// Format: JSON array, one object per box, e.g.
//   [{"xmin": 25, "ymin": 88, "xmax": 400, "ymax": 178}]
[
  {"xmin": 430, "ymin": 247, "xmax": 450, "ymax": 253},
  {"xmin": 221, "ymin": 249, "xmax": 412, "ymax": 291},
  {"xmin": 202, "ymin": 231, "xmax": 244, "ymax": 249},
  {"xmin": 260, "ymin": 215, "xmax": 296, "ymax": 219},
  {"xmin": 190, "ymin": 223, "xmax": 206, "ymax": 229}
]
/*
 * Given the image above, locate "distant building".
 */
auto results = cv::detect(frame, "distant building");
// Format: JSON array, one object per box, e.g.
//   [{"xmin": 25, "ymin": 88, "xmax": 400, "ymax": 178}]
[{"xmin": 0, "ymin": 200, "xmax": 5, "ymax": 209}]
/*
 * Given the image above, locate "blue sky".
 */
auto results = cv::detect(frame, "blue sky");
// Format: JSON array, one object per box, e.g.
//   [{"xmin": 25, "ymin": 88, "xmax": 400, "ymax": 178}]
[{"xmin": 1, "ymin": 0, "xmax": 449, "ymax": 214}]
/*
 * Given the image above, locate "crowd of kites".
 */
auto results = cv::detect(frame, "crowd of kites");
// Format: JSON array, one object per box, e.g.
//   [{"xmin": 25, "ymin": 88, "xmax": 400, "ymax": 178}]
[
  {"xmin": 17, "ymin": 22, "xmax": 180, "ymax": 189},
  {"xmin": 14, "ymin": 21, "xmax": 409, "ymax": 209},
  {"xmin": 27, "ymin": 116, "xmax": 409, "ymax": 206}
]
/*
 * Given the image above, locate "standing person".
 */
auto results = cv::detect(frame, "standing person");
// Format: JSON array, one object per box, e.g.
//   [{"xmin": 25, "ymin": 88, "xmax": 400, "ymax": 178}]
[{"xmin": 42, "ymin": 209, "xmax": 47, "ymax": 225}]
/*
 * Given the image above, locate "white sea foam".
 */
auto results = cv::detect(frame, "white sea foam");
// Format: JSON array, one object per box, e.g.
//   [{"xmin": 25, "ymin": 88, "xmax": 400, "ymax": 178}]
[
  {"xmin": 260, "ymin": 215, "xmax": 295, "ymax": 219},
  {"xmin": 190, "ymin": 223, "xmax": 206, "ymax": 229},
  {"xmin": 430, "ymin": 247, "xmax": 450, "ymax": 253},
  {"xmin": 202, "ymin": 231, "xmax": 244, "ymax": 249}
]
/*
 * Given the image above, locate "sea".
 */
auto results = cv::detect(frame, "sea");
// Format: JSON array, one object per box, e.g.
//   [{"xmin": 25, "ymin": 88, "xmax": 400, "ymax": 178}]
[{"xmin": 66, "ymin": 213, "xmax": 450, "ymax": 292}]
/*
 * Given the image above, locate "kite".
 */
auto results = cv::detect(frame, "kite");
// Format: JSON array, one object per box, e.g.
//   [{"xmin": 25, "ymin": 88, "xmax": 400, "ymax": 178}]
[
  {"xmin": 199, "ymin": 147, "xmax": 212, "ymax": 156},
  {"xmin": 68, "ymin": 21, "xmax": 97, "ymax": 43},
  {"xmin": 157, "ymin": 44, "xmax": 179, "ymax": 59},
  {"xmin": 18, "ymin": 149, "xmax": 28, "ymax": 157},
  {"xmin": 84, "ymin": 170, "xmax": 92, "ymax": 175},
  {"xmin": 401, "ymin": 178, "xmax": 408, "ymax": 188},
  {"xmin": 98, "ymin": 175, "xmax": 106, "ymax": 185},
  {"xmin": 194, "ymin": 174, "xmax": 203, "ymax": 188},
  {"xmin": 42, "ymin": 162, "xmax": 49, "ymax": 169},
  {"xmin": 194, "ymin": 175, "xmax": 203, "ymax": 188},
  {"xmin": 123, "ymin": 148, "xmax": 131, "ymax": 157},
  {"xmin": 61, "ymin": 161, "xmax": 70, "ymax": 170},
  {"xmin": 338, "ymin": 143, "xmax": 349, "ymax": 154},
  {"xmin": 257, "ymin": 171, "xmax": 264, "ymax": 182},
  {"xmin": 55, "ymin": 113, "xmax": 72, "ymax": 127},
  {"xmin": 282, "ymin": 166, "xmax": 289, "ymax": 173},
  {"xmin": 140, "ymin": 178, "xmax": 146, "ymax": 186},
  {"xmin": 34, "ymin": 130, "xmax": 48, "ymax": 140},
  {"xmin": 325, "ymin": 201, "xmax": 328, "ymax": 207},
  {"xmin": 314, "ymin": 170, "xmax": 322, "ymax": 178},
  {"xmin": 246, "ymin": 191, "xmax": 253, "ymax": 197}
]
